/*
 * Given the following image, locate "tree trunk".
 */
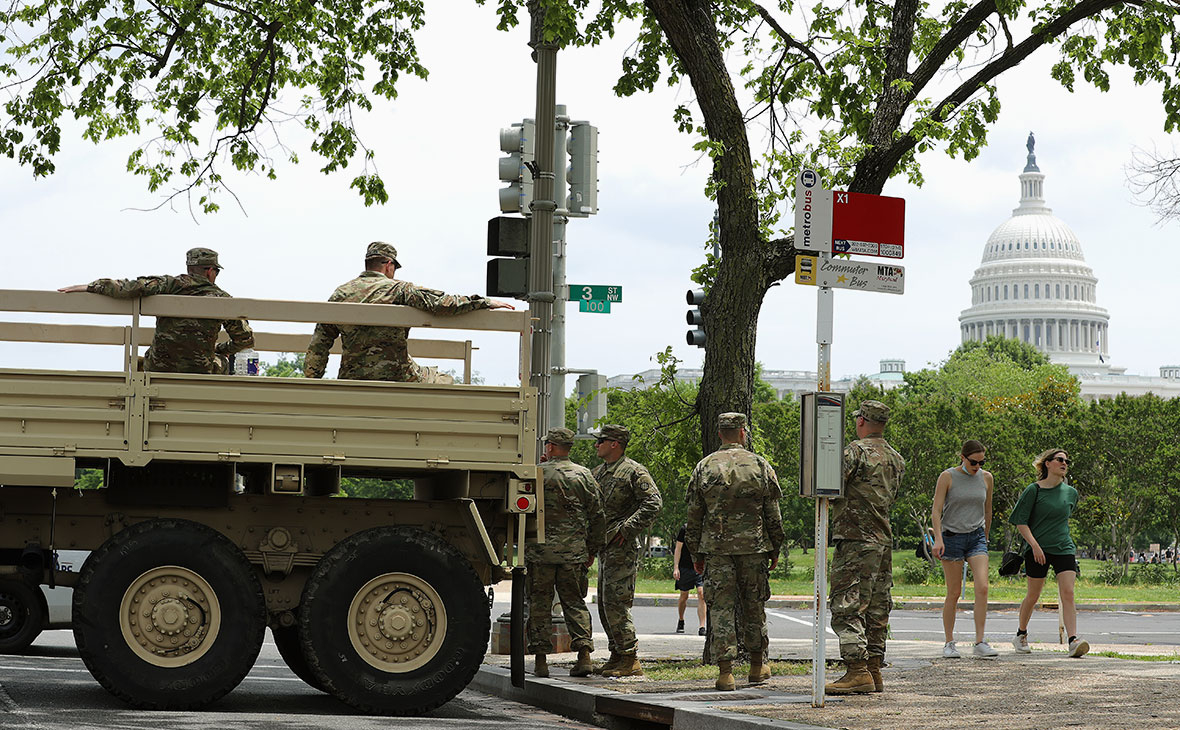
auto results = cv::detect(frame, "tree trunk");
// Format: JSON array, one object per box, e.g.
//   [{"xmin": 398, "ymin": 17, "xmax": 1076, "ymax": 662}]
[{"xmin": 646, "ymin": 0, "xmax": 774, "ymax": 455}]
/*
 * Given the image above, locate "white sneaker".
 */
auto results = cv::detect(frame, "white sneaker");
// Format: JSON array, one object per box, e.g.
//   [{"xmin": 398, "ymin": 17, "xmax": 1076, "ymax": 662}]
[
  {"xmin": 973, "ymin": 641, "xmax": 999, "ymax": 658},
  {"xmin": 942, "ymin": 641, "xmax": 961, "ymax": 658},
  {"xmin": 1068, "ymin": 638, "xmax": 1090, "ymax": 658},
  {"xmin": 1013, "ymin": 634, "xmax": 1031, "ymax": 654}
]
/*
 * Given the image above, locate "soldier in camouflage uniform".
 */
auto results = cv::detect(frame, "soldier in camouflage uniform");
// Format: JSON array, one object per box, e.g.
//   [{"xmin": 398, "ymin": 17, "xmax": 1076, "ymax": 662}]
[
  {"xmin": 826, "ymin": 400, "xmax": 905, "ymax": 695},
  {"xmin": 686, "ymin": 412, "xmax": 784, "ymax": 691},
  {"xmin": 304, "ymin": 242, "xmax": 514, "ymax": 382},
  {"xmin": 591, "ymin": 424, "xmax": 662, "ymax": 678},
  {"xmin": 526, "ymin": 427, "xmax": 605, "ymax": 679},
  {"xmin": 59, "ymin": 248, "xmax": 254, "ymax": 374}
]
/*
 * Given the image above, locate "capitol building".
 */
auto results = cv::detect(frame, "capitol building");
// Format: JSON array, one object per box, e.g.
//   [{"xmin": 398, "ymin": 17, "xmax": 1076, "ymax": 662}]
[{"xmin": 958, "ymin": 135, "xmax": 1177, "ymax": 400}]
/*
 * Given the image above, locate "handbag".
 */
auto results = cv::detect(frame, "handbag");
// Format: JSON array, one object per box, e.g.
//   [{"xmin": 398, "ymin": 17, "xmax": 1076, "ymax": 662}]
[{"xmin": 999, "ymin": 485, "xmax": 1041, "ymax": 577}]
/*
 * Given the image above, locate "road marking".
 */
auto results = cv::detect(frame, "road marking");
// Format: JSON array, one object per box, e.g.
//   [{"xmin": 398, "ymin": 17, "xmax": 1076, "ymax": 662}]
[{"xmin": 766, "ymin": 609, "xmax": 837, "ymax": 636}]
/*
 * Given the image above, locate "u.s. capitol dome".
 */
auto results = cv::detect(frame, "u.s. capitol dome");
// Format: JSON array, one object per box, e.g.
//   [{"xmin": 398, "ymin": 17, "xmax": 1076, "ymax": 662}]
[{"xmin": 958, "ymin": 134, "xmax": 1114, "ymax": 374}]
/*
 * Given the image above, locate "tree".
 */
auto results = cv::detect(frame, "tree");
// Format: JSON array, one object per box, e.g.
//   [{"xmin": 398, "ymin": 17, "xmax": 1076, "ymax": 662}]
[
  {"xmin": 494, "ymin": 0, "xmax": 1180, "ymax": 456},
  {"xmin": 0, "ymin": 0, "xmax": 427, "ymax": 212}
]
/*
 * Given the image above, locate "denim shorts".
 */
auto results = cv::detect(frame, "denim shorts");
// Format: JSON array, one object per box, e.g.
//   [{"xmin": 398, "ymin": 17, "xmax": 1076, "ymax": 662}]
[{"xmin": 940, "ymin": 526, "xmax": 988, "ymax": 561}]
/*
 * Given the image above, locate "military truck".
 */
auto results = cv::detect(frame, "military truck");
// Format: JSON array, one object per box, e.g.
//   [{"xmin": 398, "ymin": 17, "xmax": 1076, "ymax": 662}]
[{"xmin": 0, "ymin": 289, "xmax": 540, "ymax": 715}]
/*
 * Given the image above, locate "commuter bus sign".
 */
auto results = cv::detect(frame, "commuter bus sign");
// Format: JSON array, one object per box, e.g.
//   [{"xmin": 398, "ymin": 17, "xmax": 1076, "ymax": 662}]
[{"xmin": 795, "ymin": 255, "xmax": 905, "ymax": 295}]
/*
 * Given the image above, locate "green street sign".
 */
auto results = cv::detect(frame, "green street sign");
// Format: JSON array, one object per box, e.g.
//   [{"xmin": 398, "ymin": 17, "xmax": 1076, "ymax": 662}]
[
  {"xmin": 578, "ymin": 299, "xmax": 611, "ymax": 314},
  {"xmin": 569, "ymin": 284, "xmax": 622, "ymax": 303}
]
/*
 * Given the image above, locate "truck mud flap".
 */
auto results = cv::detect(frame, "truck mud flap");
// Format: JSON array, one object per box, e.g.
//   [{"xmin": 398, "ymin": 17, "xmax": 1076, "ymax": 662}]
[{"xmin": 510, "ymin": 565, "xmax": 525, "ymax": 688}]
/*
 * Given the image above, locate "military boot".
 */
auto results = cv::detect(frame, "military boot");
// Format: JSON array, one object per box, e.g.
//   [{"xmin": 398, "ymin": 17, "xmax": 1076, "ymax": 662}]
[
  {"xmin": 603, "ymin": 653, "xmax": 643, "ymax": 677},
  {"xmin": 748, "ymin": 652, "xmax": 771, "ymax": 684},
  {"xmin": 824, "ymin": 660, "xmax": 874, "ymax": 695},
  {"xmin": 866, "ymin": 655, "xmax": 884, "ymax": 693},
  {"xmin": 595, "ymin": 651, "xmax": 621, "ymax": 675},
  {"xmin": 533, "ymin": 654, "xmax": 549, "ymax": 678},
  {"xmin": 715, "ymin": 660, "xmax": 736, "ymax": 691},
  {"xmin": 570, "ymin": 648, "xmax": 593, "ymax": 677}
]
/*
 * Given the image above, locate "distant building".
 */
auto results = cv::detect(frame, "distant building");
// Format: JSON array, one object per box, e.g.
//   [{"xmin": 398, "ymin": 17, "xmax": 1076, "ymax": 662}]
[
  {"xmin": 958, "ymin": 134, "xmax": 1180, "ymax": 401},
  {"xmin": 607, "ymin": 359, "xmax": 909, "ymax": 400}
]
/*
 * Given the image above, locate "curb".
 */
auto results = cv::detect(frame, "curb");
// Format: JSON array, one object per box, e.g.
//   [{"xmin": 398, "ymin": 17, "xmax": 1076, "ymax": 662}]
[
  {"xmin": 615, "ymin": 595, "xmax": 1180, "ymax": 612},
  {"xmin": 473, "ymin": 665, "xmax": 840, "ymax": 730}
]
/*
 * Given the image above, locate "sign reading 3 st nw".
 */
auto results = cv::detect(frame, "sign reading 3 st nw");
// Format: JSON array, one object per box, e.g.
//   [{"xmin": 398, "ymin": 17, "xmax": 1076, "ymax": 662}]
[
  {"xmin": 794, "ymin": 255, "xmax": 905, "ymax": 295},
  {"xmin": 794, "ymin": 169, "xmax": 906, "ymax": 259}
]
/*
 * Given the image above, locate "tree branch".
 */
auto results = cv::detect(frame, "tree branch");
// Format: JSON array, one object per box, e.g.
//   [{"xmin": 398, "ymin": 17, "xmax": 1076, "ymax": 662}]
[
  {"xmin": 752, "ymin": 2, "xmax": 826, "ymax": 75},
  {"xmin": 908, "ymin": 0, "xmax": 997, "ymax": 98}
]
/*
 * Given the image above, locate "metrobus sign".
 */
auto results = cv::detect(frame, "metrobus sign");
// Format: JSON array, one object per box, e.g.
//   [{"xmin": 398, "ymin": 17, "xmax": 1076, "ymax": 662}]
[{"xmin": 794, "ymin": 169, "xmax": 906, "ymax": 259}]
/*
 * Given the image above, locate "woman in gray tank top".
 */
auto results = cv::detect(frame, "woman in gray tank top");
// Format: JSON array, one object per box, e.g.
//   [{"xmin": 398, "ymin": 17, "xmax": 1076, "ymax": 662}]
[{"xmin": 931, "ymin": 439, "xmax": 997, "ymax": 659}]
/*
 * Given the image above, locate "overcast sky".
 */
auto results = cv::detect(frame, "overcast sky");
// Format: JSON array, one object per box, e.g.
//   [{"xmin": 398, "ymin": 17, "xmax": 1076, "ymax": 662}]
[{"xmin": 1, "ymin": 6, "xmax": 1176, "ymax": 388}]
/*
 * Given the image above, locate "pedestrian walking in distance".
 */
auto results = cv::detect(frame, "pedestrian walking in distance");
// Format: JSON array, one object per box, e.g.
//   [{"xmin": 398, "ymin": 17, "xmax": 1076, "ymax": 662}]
[
  {"xmin": 932, "ymin": 439, "xmax": 999, "ymax": 659},
  {"xmin": 1010, "ymin": 448, "xmax": 1089, "ymax": 658},
  {"xmin": 526, "ymin": 427, "xmax": 605, "ymax": 678},
  {"xmin": 592, "ymin": 424, "xmax": 662, "ymax": 678},
  {"xmin": 826, "ymin": 400, "xmax": 905, "ymax": 695},
  {"xmin": 672, "ymin": 524, "xmax": 707, "ymax": 636},
  {"xmin": 686, "ymin": 412, "xmax": 784, "ymax": 691}
]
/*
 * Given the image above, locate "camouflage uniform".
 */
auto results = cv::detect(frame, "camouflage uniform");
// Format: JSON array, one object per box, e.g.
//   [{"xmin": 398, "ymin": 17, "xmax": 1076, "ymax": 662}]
[
  {"xmin": 304, "ymin": 242, "xmax": 492, "ymax": 382},
  {"xmin": 526, "ymin": 427, "xmax": 605, "ymax": 655},
  {"xmin": 86, "ymin": 248, "xmax": 253, "ymax": 374},
  {"xmin": 829, "ymin": 400, "xmax": 905, "ymax": 663},
  {"xmin": 686, "ymin": 413, "xmax": 784, "ymax": 663},
  {"xmin": 592, "ymin": 425, "xmax": 662, "ymax": 657}
]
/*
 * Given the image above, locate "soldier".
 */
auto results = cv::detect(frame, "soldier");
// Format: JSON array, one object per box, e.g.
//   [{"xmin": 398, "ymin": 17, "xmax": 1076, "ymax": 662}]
[
  {"xmin": 304, "ymin": 242, "xmax": 514, "ymax": 382},
  {"xmin": 825, "ymin": 400, "xmax": 905, "ymax": 695},
  {"xmin": 526, "ymin": 427, "xmax": 605, "ymax": 679},
  {"xmin": 59, "ymin": 247, "xmax": 253, "ymax": 374},
  {"xmin": 591, "ymin": 424, "xmax": 662, "ymax": 678},
  {"xmin": 686, "ymin": 412, "xmax": 784, "ymax": 691}
]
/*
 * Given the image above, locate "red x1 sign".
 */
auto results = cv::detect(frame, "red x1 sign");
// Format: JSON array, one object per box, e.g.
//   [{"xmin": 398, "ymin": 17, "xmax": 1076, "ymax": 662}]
[{"xmin": 831, "ymin": 191, "xmax": 905, "ymax": 259}]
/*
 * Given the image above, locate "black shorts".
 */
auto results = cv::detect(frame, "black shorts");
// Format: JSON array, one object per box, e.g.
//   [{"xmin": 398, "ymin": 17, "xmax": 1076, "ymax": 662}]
[
  {"xmin": 675, "ymin": 568, "xmax": 703, "ymax": 592},
  {"xmin": 1025, "ymin": 552, "xmax": 1079, "ymax": 579}
]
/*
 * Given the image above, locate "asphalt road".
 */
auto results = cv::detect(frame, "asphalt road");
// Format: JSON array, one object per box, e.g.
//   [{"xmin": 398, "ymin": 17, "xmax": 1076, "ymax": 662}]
[
  {"xmin": 493, "ymin": 599, "xmax": 1180, "ymax": 647},
  {"xmin": 0, "ymin": 631, "xmax": 596, "ymax": 730}
]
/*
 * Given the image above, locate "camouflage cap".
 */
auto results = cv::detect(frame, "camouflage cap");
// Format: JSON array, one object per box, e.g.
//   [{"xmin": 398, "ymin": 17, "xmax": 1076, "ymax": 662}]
[
  {"xmin": 596, "ymin": 424, "xmax": 630, "ymax": 445},
  {"xmin": 853, "ymin": 400, "xmax": 890, "ymax": 424},
  {"xmin": 718, "ymin": 412, "xmax": 747, "ymax": 430},
  {"xmin": 185, "ymin": 247, "xmax": 222, "ymax": 270},
  {"xmin": 366, "ymin": 241, "xmax": 401, "ymax": 268},
  {"xmin": 544, "ymin": 427, "xmax": 575, "ymax": 447}
]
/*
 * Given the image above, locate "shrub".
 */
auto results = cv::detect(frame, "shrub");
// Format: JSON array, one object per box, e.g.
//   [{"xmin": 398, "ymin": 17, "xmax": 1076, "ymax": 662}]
[
  {"xmin": 899, "ymin": 558, "xmax": 936, "ymax": 585},
  {"xmin": 1134, "ymin": 562, "xmax": 1172, "ymax": 586},
  {"xmin": 639, "ymin": 556, "xmax": 674, "ymax": 580},
  {"xmin": 1097, "ymin": 560, "xmax": 1124, "ymax": 586}
]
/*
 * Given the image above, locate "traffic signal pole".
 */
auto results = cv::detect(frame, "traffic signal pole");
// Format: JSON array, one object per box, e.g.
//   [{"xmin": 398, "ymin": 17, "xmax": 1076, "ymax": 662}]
[
  {"xmin": 549, "ymin": 108, "xmax": 570, "ymax": 432},
  {"xmin": 527, "ymin": 4, "xmax": 558, "ymax": 460}
]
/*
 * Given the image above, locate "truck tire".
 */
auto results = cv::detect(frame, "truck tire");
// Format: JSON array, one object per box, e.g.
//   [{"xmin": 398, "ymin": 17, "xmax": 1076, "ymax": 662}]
[
  {"xmin": 300, "ymin": 526, "xmax": 489, "ymax": 715},
  {"xmin": 271, "ymin": 624, "xmax": 326, "ymax": 692},
  {"xmin": 73, "ymin": 518, "xmax": 267, "ymax": 709},
  {"xmin": 0, "ymin": 579, "xmax": 45, "ymax": 654}
]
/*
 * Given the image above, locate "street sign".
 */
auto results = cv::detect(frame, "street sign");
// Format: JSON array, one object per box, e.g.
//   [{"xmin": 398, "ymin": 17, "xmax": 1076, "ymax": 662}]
[
  {"xmin": 578, "ymin": 299, "xmax": 611, "ymax": 313},
  {"xmin": 568, "ymin": 284, "xmax": 622, "ymax": 302},
  {"xmin": 831, "ymin": 190, "xmax": 905, "ymax": 258},
  {"xmin": 794, "ymin": 169, "xmax": 833, "ymax": 253},
  {"xmin": 794, "ymin": 255, "xmax": 905, "ymax": 294}
]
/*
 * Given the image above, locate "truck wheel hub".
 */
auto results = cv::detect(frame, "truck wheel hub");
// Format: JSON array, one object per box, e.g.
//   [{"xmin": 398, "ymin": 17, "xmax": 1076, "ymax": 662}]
[
  {"xmin": 120, "ymin": 566, "xmax": 222, "ymax": 667},
  {"xmin": 349, "ymin": 572, "xmax": 447, "ymax": 674}
]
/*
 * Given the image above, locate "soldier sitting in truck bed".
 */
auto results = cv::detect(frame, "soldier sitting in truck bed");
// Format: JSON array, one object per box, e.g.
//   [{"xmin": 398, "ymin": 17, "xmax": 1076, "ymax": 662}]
[
  {"xmin": 59, "ymin": 247, "xmax": 254, "ymax": 374},
  {"xmin": 303, "ymin": 241, "xmax": 514, "ymax": 383}
]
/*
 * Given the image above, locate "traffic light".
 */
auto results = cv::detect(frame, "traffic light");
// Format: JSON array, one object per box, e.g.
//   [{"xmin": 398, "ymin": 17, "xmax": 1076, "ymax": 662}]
[
  {"xmin": 487, "ymin": 216, "xmax": 530, "ymax": 298},
  {"xmin": 499, "ymin": 120, "xmax": 536, "ymax": 215},
  {"xmin": 566, "ymin": 122, "xmax": 598, "ymax": 217},
  {"xmin": 686, "ymin": 289, "xmax": 706, "ymax": 347},
  {"xmin": 576, "ymin": 373, "xmax": 607, "ymax": 435}
]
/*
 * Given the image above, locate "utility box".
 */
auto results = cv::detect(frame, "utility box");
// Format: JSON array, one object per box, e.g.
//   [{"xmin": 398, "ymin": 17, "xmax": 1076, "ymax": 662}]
[
  {"xmin": 575, "ymin": 373, "xmax": 607, "ymax": 436},
  {"xmin": 799, "ymin": 391, "xmax": 844, "ymax": 498}
]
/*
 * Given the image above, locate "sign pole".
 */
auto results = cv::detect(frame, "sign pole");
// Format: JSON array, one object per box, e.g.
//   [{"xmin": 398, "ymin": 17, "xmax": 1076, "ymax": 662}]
[{"xmin": 813, "ymin": 266, "xmax": 833, "ymax": 708}]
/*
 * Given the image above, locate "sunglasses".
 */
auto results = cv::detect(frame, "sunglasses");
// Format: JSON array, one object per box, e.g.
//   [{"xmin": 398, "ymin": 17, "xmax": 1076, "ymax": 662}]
[
  {"xmin": 966, "ymin": 458, "xmax": 986, "ymax": 466},
  {"xmin": 1051, "ymin": 456, "xmax": 1071, "ymax": 465},
  {"xmin": 595, "ymin": 437, "xmax": 613, "ymax": 445}
]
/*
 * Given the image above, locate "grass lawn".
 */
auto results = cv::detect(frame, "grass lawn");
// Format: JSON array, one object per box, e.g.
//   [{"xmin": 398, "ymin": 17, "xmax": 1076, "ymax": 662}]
[{"xmin": 625, "ymin": 551, "xmax": 1180, "ymax": 603}]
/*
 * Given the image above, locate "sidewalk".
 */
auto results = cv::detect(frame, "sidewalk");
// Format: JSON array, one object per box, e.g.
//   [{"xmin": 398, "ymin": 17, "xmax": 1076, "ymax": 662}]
[{"xmin": 479, "ymin": 588, "xmax": 1180, "ymax": 729}]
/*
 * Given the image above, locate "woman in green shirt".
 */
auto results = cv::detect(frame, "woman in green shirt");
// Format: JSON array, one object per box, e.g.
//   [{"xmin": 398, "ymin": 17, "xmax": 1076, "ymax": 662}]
[{"xmin": 1009, "ymin": 448, "xmax": 1089, "ymax": 658}]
